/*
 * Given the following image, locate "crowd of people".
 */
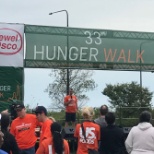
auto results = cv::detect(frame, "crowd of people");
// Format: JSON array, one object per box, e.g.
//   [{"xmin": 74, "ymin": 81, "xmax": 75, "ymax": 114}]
[{"xmin": 0, "ymin": 88, "xmax": 154, "ymax": 154}]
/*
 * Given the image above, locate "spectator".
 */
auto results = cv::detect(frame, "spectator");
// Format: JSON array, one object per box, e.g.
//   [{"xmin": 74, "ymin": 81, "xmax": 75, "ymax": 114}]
[
  {"xmin": 64, "ymin": 88, "xmax": 78, "ymax": 127},
  {"xmin": 94, "ymin": 105, "xmax": 108, "ymax": 153},
  {"xmin": 36, "ymin": 122, "xmax": 70, "ymax": 154},
  {"xmin": 99, "ymin": 112, "xmax": 126, "ymax": 154},
  {"xmin": 35, "ymin": 106, "xmax": 53, "ymax": 145},
  {"xmin": 10, "ymin": 104, "xmax": 38, "ymax": 154},
  {"xmin": 1, "ymin": 113, "xmax": 19, "ymax": 154},
  {"xmin": 74, "ymin": 106, "xmax": 100, "ymax": 154},
  {"xmin": 94, "ymin": 105, "xmax": 108, "ymax": 127},
  {"xmin": 0, "ymin": 130, "xmax": 8, "ymax": 154},
  {"xmin": 125, "ymin": 110, "xmax": 154, "ymax": 154}
]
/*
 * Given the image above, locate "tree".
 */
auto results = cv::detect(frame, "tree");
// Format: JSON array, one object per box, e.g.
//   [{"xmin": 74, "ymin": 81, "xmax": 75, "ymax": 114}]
[
  {"xmin": 102, "ymin": 81, "xmax": 153, "ymax": 126},
  {"xmin": 45, "ymin": 69, "xmax": 97, "ymax": 110}
]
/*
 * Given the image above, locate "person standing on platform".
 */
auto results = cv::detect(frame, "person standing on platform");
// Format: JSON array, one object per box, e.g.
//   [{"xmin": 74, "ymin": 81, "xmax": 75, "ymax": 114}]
[
  {"xmin": 35, "ymin": 106, "xmax": 53, "ymax": 145},
  {"xmin": 10, "ymin": 104, "xmax": 38, "ymax": 154},
  {"xmin": 64, "ymin": 88, "xmax": 78, "ymax": 127}
]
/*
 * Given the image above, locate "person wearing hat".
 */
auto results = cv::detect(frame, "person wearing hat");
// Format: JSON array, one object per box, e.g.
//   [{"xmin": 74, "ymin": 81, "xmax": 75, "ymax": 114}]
[
  {"xmin": 10, "ymin": 104, "xmax": 39, "ymax": 154},
  {"xmin": 74, "ymin": 106, "xmax": 100, "ymax": 154},
  {"xmin": 35, "ymin": 106, "xmax": 53, "ymax": 145},
  {"xmin": 64, "ymin": 88, "xmax": 78, "ymax": 127}
]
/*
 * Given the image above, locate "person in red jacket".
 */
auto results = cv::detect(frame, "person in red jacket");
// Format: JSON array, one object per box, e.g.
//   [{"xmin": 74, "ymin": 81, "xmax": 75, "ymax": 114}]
[{"xmin": 64, "ymin": 88, "xmax": 78, "ymax": 127}]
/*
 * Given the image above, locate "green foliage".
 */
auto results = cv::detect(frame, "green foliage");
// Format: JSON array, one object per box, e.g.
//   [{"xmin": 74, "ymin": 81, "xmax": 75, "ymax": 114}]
[
  {"xmin": 103, "ymin": 81, "xmax": 153, "ymax": 108},
  {"xmin": 102, "ymin": 81, "xmax": 153, "ymax": 126},
  {"xmin": 45, "ymin": 69, "xmax": 97, "ymax": 109}
]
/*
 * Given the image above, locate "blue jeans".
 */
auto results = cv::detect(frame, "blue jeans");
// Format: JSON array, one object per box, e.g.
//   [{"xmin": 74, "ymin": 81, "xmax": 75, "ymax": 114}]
[{"xmin": 19, "ymin": 146, "xmax": 35, "ymax": 154}]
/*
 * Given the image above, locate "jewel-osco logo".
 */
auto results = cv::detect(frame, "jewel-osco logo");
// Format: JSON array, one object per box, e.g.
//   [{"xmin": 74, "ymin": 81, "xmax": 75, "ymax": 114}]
[{"xmin": 0, "ymin": 28, "xmax": 23, "ymax": 55}]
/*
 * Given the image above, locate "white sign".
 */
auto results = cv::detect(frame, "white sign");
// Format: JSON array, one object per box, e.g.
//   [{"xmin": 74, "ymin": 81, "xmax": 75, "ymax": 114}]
[{"xmin": 0, "ymin": 23, "xmax": 24, "ymax": 67}]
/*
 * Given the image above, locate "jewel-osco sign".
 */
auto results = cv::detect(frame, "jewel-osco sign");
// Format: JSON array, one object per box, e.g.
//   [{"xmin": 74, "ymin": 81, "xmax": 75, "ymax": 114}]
[
  {"xmin": 0, "ymin": 28, "xmax": 23, "ymax": 55},
  {"xmin": 0, "ymin": 23, "xmax": 24, "ymax": 67}
]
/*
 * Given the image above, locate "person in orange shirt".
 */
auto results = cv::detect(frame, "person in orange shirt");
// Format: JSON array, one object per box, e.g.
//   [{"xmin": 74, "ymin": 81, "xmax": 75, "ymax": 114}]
[
  {"xmin": 10, "ymin": 104, "xmax": 38, "ymax": 154},
  {"xmin": 74, "ymin": 106, "xmax": 100, "ymax": 154},
  {"xmin": 64, "ymin": 88, "xmax": 78, "ymax": 127},
  {"xmin": 35, "ymin": 106, "xmax": 53, "ymax": 145},
  {"xmin": 36, "ymin": 122, "xmax": 70, "ymax": 154}
]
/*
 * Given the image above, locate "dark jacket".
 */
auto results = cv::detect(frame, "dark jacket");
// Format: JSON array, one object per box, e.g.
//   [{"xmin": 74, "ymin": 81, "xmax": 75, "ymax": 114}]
[
  {"xmin": 99, "ymin": 124, "xmax": 127, "ymax": 154},
  {"xmin": 1, "ymin": 129, "xmax": 19, "ymax": 154}
]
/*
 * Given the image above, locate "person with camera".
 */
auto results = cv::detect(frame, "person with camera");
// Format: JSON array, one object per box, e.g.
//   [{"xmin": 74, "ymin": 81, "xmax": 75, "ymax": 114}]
[{"xmin": 10, "ymin": 104, "xmax": 39, "ymax": 154}]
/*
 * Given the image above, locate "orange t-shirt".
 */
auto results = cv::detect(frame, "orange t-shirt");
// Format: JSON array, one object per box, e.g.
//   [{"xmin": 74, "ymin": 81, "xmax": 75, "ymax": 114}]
[
  {"xmin": 74, "ymin": 121, "xmax": 100, "ymax": 154},
  {"xmin": 64, "ymin": 95, "xmax": 77, "ymax": 113},
  {"xmin": 36, "ymin": 138, "xmax": 70, "ymax": 154},
  {"xmin": 39, "ymin": 119, "xmax": 53, "ymax": 144},
  {"xmin": 10, "ymin": 114, "xmax": 37, "ymax": 149}
]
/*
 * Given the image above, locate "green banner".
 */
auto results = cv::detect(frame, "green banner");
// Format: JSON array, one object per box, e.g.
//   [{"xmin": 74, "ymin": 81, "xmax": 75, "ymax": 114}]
[
  {"xmin": 25, "ymin": 25, "xmax": 154, "ymax": 71},
  {"xmin": 0, "ymin": 67, "xmax": 24, "ymax": 111}
]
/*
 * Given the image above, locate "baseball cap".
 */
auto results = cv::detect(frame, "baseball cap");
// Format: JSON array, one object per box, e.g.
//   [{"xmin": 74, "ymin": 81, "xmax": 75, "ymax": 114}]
[
  {"xmin": 35, "ymin": 106, "xmax": 47, "ymax": 115},
  {"xmin": 15, "ymin": 104, "xmax": 25, "ymax": 111}
]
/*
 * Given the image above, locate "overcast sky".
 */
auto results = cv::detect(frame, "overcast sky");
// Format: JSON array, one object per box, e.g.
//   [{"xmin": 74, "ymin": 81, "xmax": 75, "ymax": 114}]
[{"xmin": 1, "ymin": 0, "xmax": 154, "ymax": 109}]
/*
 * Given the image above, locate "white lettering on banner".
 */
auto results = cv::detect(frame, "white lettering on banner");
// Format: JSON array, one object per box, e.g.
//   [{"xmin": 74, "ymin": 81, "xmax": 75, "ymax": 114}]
[
  {"xmin": 90, "ymin": 48, "xmax": 98, "ymax": 61},
  {"xmin": 57, "ymin": 46, "xmax": 67, "ymax": 60},
  {"xmin": 34, "ymin": 45, "xmax": 99, "ymax": 62},
  {"xmin": 0, "ymin": 86, "xmax": 11, "ymax": 91},
  {"xmin": 79, "ymin": 127, "xmax": 96, "ymax": 144},
  {"xmin": 84, "ymin": 31, "xmax": 107, "ymax": 45},
  {"xmin": 34, "ymin": 45, "xmax": 44, "ymax": 59},
  {"xmin": 80, "ymin": 47, "xmax": 88, "ymax": 61},
  {"xmin": 46, "ymin": 46, "xmax": 56, "ymax": 60}
]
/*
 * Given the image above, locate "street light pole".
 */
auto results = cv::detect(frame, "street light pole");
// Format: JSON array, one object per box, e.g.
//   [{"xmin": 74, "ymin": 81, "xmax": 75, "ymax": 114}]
[
  {"xmin": 49, "ymin": 10, "xmax": 70, "ymax": 95},
  {"xmin": 139, "ymin": 40, "xmax": 154, "ymax": 106},
  {"xmin": 139, "ymin": 43, "xmax": 143, "ymax": 106}
]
